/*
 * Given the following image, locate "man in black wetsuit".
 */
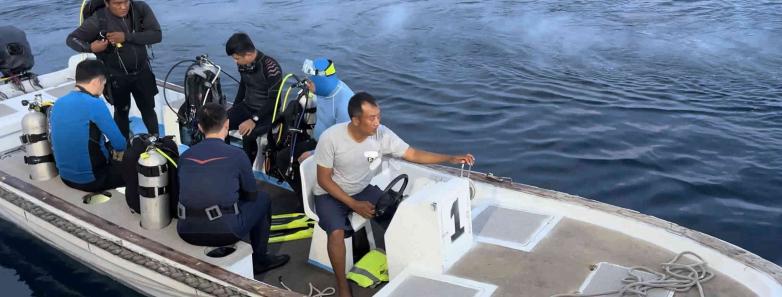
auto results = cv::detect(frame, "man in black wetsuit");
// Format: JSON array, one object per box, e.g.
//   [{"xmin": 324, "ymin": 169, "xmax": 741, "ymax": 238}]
[
  {"xmin": 66, "ymin": 0, "xmax": 162, "ymax": 139},
  {"xmin": 225, "ymin": 33, "xmax": 283, "ymax": 164}
]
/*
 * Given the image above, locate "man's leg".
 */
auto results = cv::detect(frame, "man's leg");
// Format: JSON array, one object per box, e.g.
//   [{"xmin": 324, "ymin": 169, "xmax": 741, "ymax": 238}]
[
  {"xmin": 242, "ymin": 133, "xmax": 259, "ymax": 164},
  {"xmin": 227, "ymin": 103, "xmax": 258, "ymax": 162},
  {"xmin": 328, "ymin": 229, "xmax": 351, "ymax": 297},
  {"xmin": 236, "ymin": 192, "xmax": 289, "ymax": 274},
  {"xmin": 315, "ymin": 194, "xmax": 353, "ymax": 297},
  {"xmin": 109, "ymin": 76, "xmax": 133, "ymax": 140},
  {"xmin": 130, "ymin": 69, "xmax": 160, "ymax": 136}
]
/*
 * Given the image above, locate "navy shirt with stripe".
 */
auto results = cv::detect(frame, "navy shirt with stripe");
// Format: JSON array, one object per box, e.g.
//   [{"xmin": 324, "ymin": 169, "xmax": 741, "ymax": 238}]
[{"xmin": 178, "ymin": 138, "xmax": 257, "ymax": 210}]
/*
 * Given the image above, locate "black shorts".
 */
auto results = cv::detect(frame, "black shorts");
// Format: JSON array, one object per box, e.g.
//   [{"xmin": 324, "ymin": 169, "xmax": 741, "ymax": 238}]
[
  {"xmin": 314, "ymin": 185, "xmax": 383, "ymax": 235},
  {"xmin": 105, "ymin": 67, "xmax": 158, "ymax": 111},
  {"xmin": 62, "ymin": 164, "xmax": 125, "ymax": 193}
]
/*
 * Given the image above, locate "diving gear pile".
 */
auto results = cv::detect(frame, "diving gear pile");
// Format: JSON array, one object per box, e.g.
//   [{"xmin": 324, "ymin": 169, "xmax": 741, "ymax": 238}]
[{"xmin": 270, "ymin": 213, "xmax": 315, "ymax": 243}]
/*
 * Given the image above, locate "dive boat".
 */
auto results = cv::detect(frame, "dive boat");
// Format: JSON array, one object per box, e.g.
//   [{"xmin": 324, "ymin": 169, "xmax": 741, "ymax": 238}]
[{"xmin": 0, "ymin": 54, "xmax": 780, "ymax": 297}]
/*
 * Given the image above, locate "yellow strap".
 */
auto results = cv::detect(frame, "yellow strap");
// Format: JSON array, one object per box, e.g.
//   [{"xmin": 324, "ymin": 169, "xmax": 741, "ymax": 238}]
[
  {"xmin": 272, "ymin": 73, "xmax": 294, "ymax": 122},
  {"xmin": 79, "ymin": 0, "xmax": 88, "ymax": 25},
  {"xmin": 275, "ymin": 83, "xmax": 296, "ymax": 144},
  {"xmin": 154, "ymin": 148, "xmax": 178, "ymax": 168}
]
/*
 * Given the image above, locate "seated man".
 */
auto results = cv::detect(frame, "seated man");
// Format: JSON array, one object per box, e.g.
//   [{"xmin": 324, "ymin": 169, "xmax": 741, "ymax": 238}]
[
  {"xmin": 314, "ymin": 92, "xmax": 474, "ymax": 297},
  {"xmin": 225, "ymin": 33, "xmax": 283, "ymax": 164},
  {"xmin": 177, "ymin": 103, "xmax": 289, "ymax": 274},
  {"xmin": 50, "ymin": 59, "xmax": 127, "ymax": 193},
  {"xmin": 296, "ymin": 57, "xmax": 354, "ymax": 162},
  {"xmin": 303, "ymin": 57, "xmax": 354, "ymax": 141}
]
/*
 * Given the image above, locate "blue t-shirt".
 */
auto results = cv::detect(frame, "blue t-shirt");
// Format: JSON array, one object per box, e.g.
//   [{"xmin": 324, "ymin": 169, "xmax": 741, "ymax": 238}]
[
  {"xmin": 49, "ymin": 91, "xmax": 126, "ymax": 183},
  {"xmin": 178, "ymin": 138, "xmax": 257, "ymax": 210},
  {"xmin": 313, "ymin": 80, "xmax": 353, "ymax": 141}
]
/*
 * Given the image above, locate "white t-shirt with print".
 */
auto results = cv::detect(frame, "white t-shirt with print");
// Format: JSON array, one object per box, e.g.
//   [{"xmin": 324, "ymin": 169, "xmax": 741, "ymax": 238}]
[{"xmin": 313, "ymin": 123, "xmax": 409, "ymax": 196}]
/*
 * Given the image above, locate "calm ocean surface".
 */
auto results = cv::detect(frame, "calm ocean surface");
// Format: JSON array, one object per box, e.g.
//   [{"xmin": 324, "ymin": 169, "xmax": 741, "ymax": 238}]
[{"xmin": 1, "ymin": 0, "xmax": 780, "ymax": 295}]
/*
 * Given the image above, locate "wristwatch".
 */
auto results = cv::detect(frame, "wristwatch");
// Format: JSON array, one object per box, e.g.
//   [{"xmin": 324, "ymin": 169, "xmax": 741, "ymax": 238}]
[{"xmin": 252, "ymin": 115, "xmax": 259, "ymax": 123}]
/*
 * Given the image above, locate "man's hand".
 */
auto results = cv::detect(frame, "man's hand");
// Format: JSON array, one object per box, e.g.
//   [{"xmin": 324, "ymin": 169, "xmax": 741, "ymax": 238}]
[
  {"xmin": 238, "ymin": 119, "xmax": 256, "ymax": 136},
  {"xmin": 111, "ymin": 150, "xmax": 125, "ymax": 162},
  {"xmin": 350, "ymin": 200, "xmax": 375, "ymax": 219},
  {"xmin": 450, "ymin": 153, "xmax": 475, "ymax": 166},
  {"xmin": 106, "ymin": 32, "xmax": 125, "ymax": 44},
  {"xmin": 90, "ymin": 39, "xmax": 109, "ymax": 53}
]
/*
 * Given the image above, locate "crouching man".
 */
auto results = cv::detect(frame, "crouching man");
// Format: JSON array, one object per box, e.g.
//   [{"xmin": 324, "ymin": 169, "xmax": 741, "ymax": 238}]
[{"xmin": 176, "ymin": 103, "xmax": 289, "ymax": 274}]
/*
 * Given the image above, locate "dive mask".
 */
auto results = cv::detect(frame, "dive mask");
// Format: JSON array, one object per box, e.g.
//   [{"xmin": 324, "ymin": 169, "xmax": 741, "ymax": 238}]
[{"xmin": 302, "ymin": 58, "xmax": 336, "ymax": 77}]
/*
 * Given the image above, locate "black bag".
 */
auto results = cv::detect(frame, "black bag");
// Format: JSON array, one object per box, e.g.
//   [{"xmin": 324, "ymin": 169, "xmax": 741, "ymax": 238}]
[
  {"xmin": 0, "ymin": 26, "xmax": 34, "ymax": 77},
  {"xmin": 177, "ymin": 58, "xmax": 226, "ymax": 146},
  {"xmin": 122, "ymin": 134, "xmax": 180, "ymax": 215}
]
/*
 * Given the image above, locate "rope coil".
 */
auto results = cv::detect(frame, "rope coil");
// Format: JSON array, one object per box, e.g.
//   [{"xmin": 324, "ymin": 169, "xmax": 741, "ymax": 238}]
[{"xmin": 551, "ymin": 251, "xmax": 714, "ymax": 297}]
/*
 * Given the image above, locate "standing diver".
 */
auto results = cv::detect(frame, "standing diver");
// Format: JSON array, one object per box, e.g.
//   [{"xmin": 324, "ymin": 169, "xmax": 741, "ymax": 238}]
[{"xmin": 66, "ymin": 0, "xmax": 162, "ymax": 140}]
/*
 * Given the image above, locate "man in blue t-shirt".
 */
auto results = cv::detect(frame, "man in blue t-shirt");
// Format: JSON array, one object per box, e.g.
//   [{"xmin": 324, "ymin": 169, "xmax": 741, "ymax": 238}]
[
  {"xmin": 50, "ymin": 59, "xmax": 127, "ymax": 193},
  {"xmin": 177, "ymin": 103, "xmax": 289, "ymax": 274}
]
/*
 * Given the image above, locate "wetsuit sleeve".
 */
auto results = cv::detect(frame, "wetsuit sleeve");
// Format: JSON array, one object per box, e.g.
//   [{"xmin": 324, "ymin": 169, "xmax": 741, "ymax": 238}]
[
  {"xmin": 125, "ymin": 1, "xmax": 162, "ymax": 45},
  {"xmin": 237, "ymin": 152, "xmax": 258, "ymax": 201},
  {"xmin": 257, "ymin": 57, "xmax": 283, "ymax": 120},
  {"xmin": 233, "ymin": 79, "xmax": 246, "ymax": 104},
  {"xmin": 90, "ymin": 100, "xmax": 127, "ymax": 151},
  {"xmin": 66, "ymin": 16, "xmax": 101, "ymax": 52}
]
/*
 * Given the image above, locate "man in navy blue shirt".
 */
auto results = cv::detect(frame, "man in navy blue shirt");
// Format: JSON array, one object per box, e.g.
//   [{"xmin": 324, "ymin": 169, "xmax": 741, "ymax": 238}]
[
  {"xmin": 50, "ymin": 59, "xmax": 127, "ymax": 192},
  {"xmin": 177, "ymin": 103, "xmax": 289, "ymax": 274}
]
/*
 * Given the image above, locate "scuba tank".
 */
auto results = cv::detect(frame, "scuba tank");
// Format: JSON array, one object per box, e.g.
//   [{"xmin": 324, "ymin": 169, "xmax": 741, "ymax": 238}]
[
  {"xmin": 177, "ymin": 55, "xmax": 225, "ymax": 146},
  {"xmin": 137, "ymin": 141, "xmax": 171, "ymax": 230},
  {"xmin": 19, "ymin": 94, "xmax": 57, "ymax": 181},
  {"xmin": 123, "ymin": 134, "xmax": 180, "ymax": 217}
]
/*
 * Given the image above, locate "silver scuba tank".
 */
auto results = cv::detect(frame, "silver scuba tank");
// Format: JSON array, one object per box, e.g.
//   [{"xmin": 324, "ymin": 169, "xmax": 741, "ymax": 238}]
[
  {"xmin": 137, "ymin": 148, "xmax": 171, "ymax": 229},
  {"xmin": 20, "ymin": 95, "xmax": 58, "ymax": 181}
]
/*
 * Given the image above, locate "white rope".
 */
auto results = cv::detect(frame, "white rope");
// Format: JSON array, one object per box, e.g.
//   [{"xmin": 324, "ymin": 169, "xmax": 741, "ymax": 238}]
[
  {"xmin": 551, "ymin": 251, "xmax": 715, "ymax": 297},
  {"xmin": 279, "ymin": 276, "xmax": 336, "ymax": 297}
]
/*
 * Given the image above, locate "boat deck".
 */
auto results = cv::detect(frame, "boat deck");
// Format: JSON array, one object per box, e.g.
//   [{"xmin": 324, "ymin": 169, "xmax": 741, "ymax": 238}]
[
  {"xmin": 449, "ymin": 218, "xmax": 753, "ymax": 297},
  {"xmin": 0, "ymin": 149, "xmax": 380, "ymax": 296},
  {"xmin": 0, "ymin": 149, "xmax": 759, "ymax": 296}
]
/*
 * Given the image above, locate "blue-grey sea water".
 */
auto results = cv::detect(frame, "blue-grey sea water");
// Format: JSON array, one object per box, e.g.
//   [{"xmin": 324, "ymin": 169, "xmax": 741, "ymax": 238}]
[{"xmin": 1, "ymin": 0, "xmax": 780, "ymax": 295}]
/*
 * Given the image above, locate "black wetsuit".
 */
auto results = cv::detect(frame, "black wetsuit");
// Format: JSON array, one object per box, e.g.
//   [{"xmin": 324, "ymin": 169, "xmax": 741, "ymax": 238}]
[
  {"xmin": 227, "ymin": 51, "xmax": 283, "ymax": 163},
  {"xmin": 66, "ymin": 1, "xmax": 162, "ymax": 139}
]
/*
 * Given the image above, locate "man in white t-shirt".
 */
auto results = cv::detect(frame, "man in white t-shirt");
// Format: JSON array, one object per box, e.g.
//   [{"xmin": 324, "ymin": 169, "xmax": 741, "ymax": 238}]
[{"xmin": 314, "ymin": 92, "xmax": 474, "ymax": 297}]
